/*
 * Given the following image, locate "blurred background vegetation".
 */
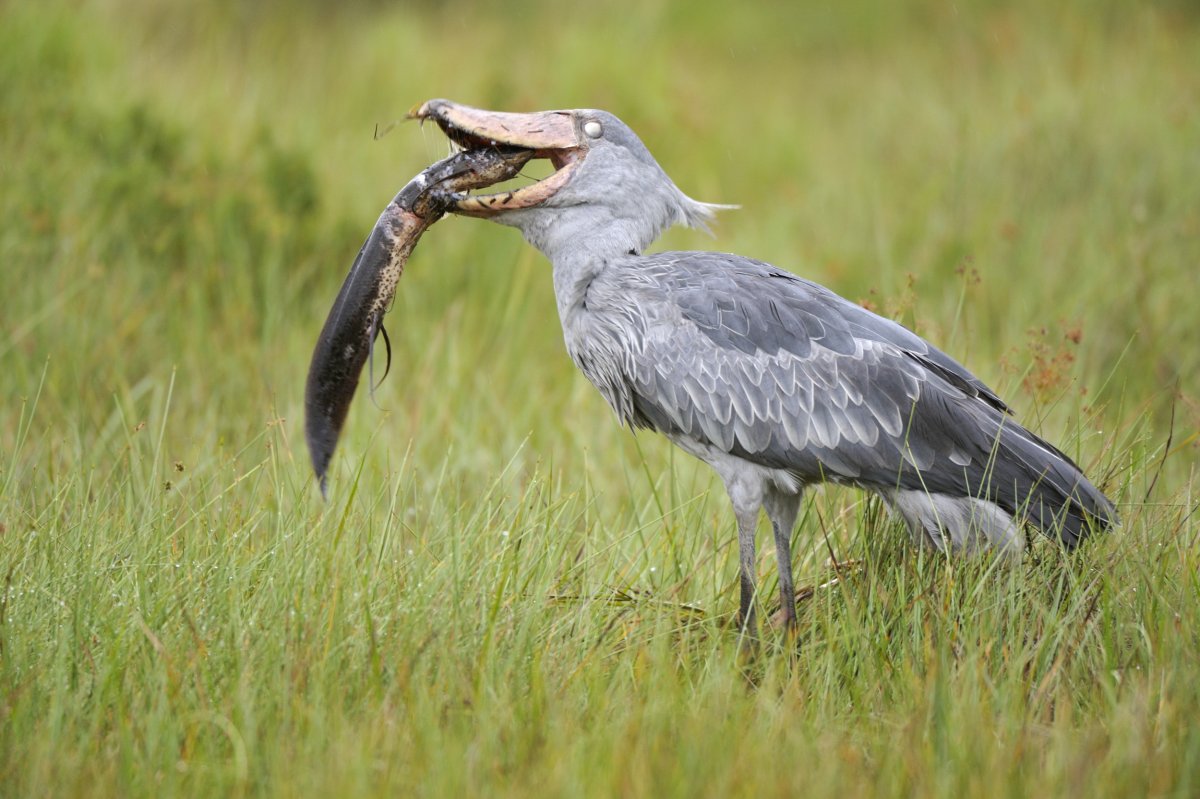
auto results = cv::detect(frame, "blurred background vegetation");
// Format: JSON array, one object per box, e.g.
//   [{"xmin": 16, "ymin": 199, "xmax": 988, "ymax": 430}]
[
  {"xmin": 3, "ymin": 0, "xmax": 1197, "ymax": 472},
  {"xmin": 2, "ymin": 1, "xmax": 1198, "ymax": 796}
]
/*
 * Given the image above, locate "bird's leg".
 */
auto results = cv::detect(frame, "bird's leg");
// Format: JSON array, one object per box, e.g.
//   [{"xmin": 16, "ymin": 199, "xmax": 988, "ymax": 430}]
[
  {"xmin": 733, "ymin": 502, "xmax": 760, "ymax": 643},
  {"xmin": 764, "ymin": 490, "xmax": 803, "ymax": 634}
]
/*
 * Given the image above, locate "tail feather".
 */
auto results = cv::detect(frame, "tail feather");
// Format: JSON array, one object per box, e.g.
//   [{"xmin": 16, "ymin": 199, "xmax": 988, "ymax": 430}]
[{"xmin": 992, "ymin": 422, "xmax": 1117, "ymax": 548}]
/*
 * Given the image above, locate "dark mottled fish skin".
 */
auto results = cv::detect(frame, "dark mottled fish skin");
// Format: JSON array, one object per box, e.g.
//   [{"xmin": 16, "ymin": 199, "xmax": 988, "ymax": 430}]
[{"xmin": 305, "ymin": 147, "xmax": 531, "ymax": 495}]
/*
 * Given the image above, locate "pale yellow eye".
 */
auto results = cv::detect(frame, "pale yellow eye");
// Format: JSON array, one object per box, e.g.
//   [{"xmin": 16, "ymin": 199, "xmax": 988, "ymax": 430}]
[{"xmin": 583, "ymin": 120, "xmax": 603, "ymax": 138}]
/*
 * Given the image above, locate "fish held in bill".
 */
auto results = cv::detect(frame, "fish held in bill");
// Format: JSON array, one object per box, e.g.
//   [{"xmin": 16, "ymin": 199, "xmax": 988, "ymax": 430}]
[{"xmin": 305, "ymin": 146, "xmax": 532, "ymax": 495}]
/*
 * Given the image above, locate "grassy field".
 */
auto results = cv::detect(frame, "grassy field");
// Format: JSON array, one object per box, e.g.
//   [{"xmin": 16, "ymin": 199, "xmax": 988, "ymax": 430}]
[{"xmin": 2, "ymin": 1, "xmax": 1199, "ymax": 795}]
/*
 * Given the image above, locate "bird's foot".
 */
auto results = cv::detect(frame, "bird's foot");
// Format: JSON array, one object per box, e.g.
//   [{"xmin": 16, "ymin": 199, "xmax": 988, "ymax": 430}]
[{"xmin": 766, "ymin": 607, "xmax": 799, "ymax": 636}]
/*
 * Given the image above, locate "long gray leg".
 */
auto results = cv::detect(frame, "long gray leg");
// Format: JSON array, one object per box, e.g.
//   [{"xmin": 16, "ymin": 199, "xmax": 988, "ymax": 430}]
[
  {"xmin": 734, "ymin": 501, "xmax": 759, "ymax": 637},
  {"xmin": 698, "ymin": 459, "xmax": 767, "ymax": 647},
  {"xmin": 764, "ymin": 489, "xmax": 803, "ymax": 631},
  {"xmin": 719, "ymin": 475, "xmax": 764, "ymax": 641}
]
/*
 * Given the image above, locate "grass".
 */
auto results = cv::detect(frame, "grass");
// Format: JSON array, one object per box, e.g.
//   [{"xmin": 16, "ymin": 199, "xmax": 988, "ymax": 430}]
[{"xmin": 2, "ymin": 0, "xmax": 1199, "ymax": 795}]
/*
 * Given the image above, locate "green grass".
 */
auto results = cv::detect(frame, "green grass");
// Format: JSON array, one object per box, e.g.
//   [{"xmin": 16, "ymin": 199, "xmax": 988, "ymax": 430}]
[{"xmin": 2, "ymin": 1, "xmax": 1199, "ymax": 796}]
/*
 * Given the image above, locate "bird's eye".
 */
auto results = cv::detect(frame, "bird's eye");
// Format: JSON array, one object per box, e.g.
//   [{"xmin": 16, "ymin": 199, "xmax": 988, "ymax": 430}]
[{"xmin": 583, "ymin": 120, "xmax": 603, "ymax": 139}]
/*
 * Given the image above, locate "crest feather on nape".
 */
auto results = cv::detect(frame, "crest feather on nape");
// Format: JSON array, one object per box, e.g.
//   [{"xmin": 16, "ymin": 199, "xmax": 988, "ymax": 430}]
[{"xmin": 677, "ymin": 191, "xmax": 738, "ymax": 235}]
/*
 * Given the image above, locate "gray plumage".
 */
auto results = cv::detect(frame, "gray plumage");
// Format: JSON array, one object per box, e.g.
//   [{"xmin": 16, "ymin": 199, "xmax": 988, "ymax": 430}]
[
  {"xmin": 564, "ymin": 250, "xmax": 1109, "ymax": 545},
  {"xmin": 418, "ymin": 100, "xmax": 1118, "ymax": 634}
]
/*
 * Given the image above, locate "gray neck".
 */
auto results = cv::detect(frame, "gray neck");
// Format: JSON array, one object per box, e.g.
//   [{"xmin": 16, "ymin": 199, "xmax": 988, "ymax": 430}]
[
  {"xmin": 500, "ymin": 203, "xmax": 672, "ymax": 264},
  {"xmin": 497, "ymin": 204, "xmax": 666, "ymax": 322},
  {"xmin": 488, "ymin": 165, "xmax": 720, "ymax": 317},
  {"xmin": 549, "ymin": 248, "xmax": 602, "ymax": 322},
  {"xmin": 496, "ymin": 151, "xmax": 712, "ymax": 264}
]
